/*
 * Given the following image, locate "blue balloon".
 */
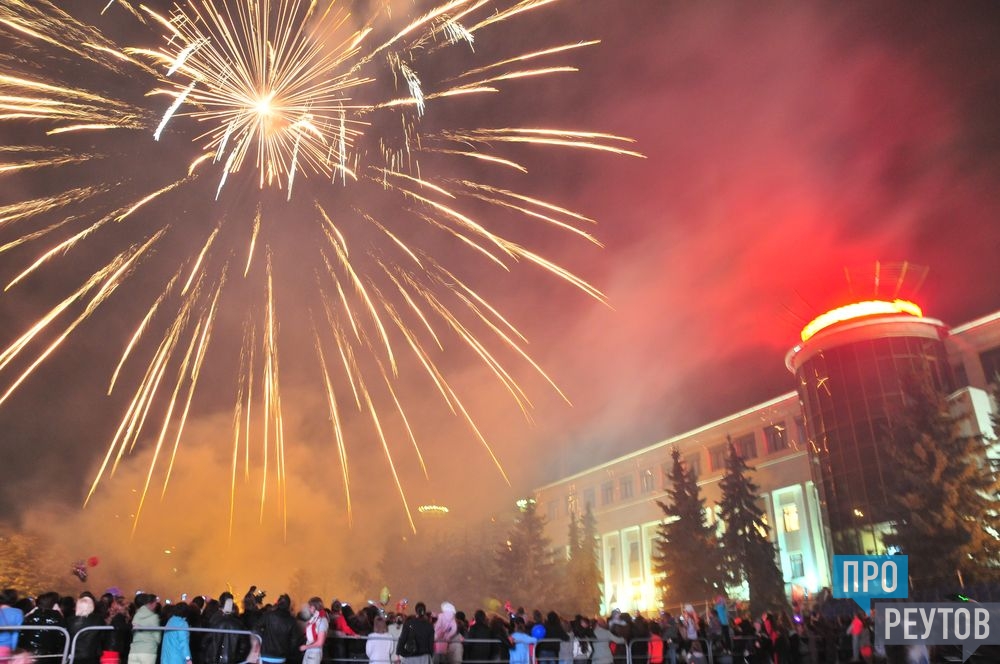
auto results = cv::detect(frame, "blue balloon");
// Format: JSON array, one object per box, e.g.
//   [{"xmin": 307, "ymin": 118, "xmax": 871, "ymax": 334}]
[{"xmin": 531, "ymin": 624, "xmax": 546, "ymax": 640}]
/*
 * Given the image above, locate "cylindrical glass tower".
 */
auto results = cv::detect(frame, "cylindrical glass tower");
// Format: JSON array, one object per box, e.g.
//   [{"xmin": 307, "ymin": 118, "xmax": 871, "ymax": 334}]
[{"xmin": 785, "ymin": 300, "xmax": 953, "ymax": 555}]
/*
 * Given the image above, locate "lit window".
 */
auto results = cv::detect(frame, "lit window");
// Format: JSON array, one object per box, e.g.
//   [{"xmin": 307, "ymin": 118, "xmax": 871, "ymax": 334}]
[
  {"xmin": 782, "ymin": 504, "xmax": 800, "ymax": 532},
  {"xmin": 709, "ymin": 444, "xmax": 727, "ymax": 471},
  {"xmin": 764, "ymin": 424, "xmax": 789, "ymax": 453},
  {"xmin": 640, "ymin": 468, "xmax": 655, "ymax": 493},
  {"xmin": 566, "ymin": 493, "xmax": 577, "ymax": 516}
]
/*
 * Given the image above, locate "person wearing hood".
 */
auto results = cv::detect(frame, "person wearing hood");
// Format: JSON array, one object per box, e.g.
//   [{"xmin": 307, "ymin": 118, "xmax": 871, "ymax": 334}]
[
  {"xmin": 161, "ymin": 603, "xmax": 192, "ymax": 664},
  {"xmin": 128, "ymin": 594, "xmax": 161, "ymax": 664},
  {"xmin": 69, "ymin": 595, "xmax": 104, "ymax": 664},
  {"xmin": 433, "ymin": 602, "xmax": 461, "ymax": 664}
]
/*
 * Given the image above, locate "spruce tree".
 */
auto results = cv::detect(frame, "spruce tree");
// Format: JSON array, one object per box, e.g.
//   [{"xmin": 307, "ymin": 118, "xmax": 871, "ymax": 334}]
[
  {"xmin": 493, "ymin": 499, "xmax": 558, "ymax": 607},
  {"xmin": 718, "ymin": 438, "xmax": 787, "ymax": 614},
  {"xmin": 562, "ymin": 511, "xmax": 583, "ymax": 610},
  {"xmin": 653, "ymin": 447, "xmax": 722, "ymax": 608},
  {"xmin": 577, "ymin": 505, "xmax": 603, "ymax": 615},
  {"xmin": 882, "ymin": 376, "xmax": 1000, "ymax": 588}
]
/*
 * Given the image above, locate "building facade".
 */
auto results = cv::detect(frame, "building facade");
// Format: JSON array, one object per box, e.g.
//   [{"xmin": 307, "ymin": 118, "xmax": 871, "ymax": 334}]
[{"xmin": 534, "ymin": 304, "xmax": 1000, "ymax": 614}]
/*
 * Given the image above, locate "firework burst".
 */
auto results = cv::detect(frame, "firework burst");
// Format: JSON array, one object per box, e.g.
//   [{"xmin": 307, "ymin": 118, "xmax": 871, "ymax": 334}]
[{"xmin": 0, "ymin": 0, "xmax": 640, "ymax": 535}]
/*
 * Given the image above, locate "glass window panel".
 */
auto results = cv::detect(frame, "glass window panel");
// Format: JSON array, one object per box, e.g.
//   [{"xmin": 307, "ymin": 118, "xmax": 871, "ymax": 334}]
[
  {"xmin": 685, "ymin": 453, "xmax": 701, "ymax": 480},
  {"xmin": 619, "ymin": 475, "xmax": 634, "ymax": 500},
  {"xmin": 601, "ymin": 481, "xmax": 614, "ymax": 505},
  {"xmin": 782, "ymin": 504, "xmax": 800, "ymax": 532},
  {"xmin": 735, "ymin": 433, "xmax": 758, "ymax": 459},
  {"xmin": 640, "ymin": 468, "xmax": 655, "ymax": 493},
  {"xmin": 709, "ymin": 444, "xmax": 727, "ymax": 471},
  {"xmin": 764, "ymin": 424, "xmax": 789, "ymax": 453}
]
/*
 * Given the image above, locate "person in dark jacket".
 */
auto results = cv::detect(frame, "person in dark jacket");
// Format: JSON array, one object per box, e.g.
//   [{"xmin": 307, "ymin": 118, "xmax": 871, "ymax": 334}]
[
  {"xmin": 464, "ymin": 610, "xmax": 494, "ymax": 664},
  {"xmin": 202, "ymin": 597, "xmax": 250, "ymax": 664},
  {"xmin": 20, "ymin": 591, "xmax": 67, "ymax": 658},
  {"xmin": 257, "ymin": 595, "xmax": 300, "ymax": 664},
  {"xmin": 397, "ymin": 603, "xmax": 435, "ymax": 664},
  {"xmin": 102, "ymin": 595, "xmax": 132, "ymax": 664},
  {"xmin": 536, "ymin": 612, "xmax": 569, "ymax": 664},
  {"xmin": 69, "ymin": 595, "xmax": 104, "ymax": 664}
]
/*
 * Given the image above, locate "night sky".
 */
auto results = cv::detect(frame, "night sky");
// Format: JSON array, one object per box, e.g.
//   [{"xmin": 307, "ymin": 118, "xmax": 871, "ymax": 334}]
[{"xmin": 2, "ymin": 0, "xmax": 1000, "ymax": 595}]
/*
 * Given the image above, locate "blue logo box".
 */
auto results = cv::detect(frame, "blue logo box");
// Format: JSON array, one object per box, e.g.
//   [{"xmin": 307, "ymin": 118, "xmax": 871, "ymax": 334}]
[{"xmin": 832, "ymin": 554, "xmax": 909, "ymax": 612}]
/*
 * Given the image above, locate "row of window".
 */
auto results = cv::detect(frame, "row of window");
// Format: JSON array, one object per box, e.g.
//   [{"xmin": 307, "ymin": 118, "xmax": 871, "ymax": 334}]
[{"xmin": 551, "ymin": 420, "xmax": 806, "ymax": 518}]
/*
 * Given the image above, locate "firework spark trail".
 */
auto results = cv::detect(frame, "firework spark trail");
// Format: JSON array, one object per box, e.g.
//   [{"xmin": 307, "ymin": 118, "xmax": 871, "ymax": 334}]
[
  {"xmin": 0, "ymin": 0, "xmax": 641, "ymax": 530},
  {"xmin": 0, "ymin": 234, "xmax": 164, "ymax": 409},
  {"xmin": 314, "ymin": 324, "xmax": 353, "ymax": 527}
]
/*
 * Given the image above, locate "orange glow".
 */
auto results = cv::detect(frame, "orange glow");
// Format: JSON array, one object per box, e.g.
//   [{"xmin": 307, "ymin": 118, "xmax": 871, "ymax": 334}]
[{"xmin": 800, "ymin": 299, "xmax": 923, "ymax": 342}]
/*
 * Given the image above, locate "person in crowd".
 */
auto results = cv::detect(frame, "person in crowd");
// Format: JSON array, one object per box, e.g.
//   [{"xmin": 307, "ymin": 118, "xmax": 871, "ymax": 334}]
[
  {"xmin": 848, "ymin": 609, "xmax": 865, "ymax": 663},
  {"xmin": 366, "ymin": 616, "xmax": 395, "ymax": 664},
  {"xmin": 751, "ymin": 619, "xmax": 773, "ymax": 664},
  {"xmin": 660, "ymin": 614, "xmax": 679, "ymax": 664},
  {"xmin": 388, "ymin": 614, "xmax": 404, "ymax": 660},
  {"xmin": 569, "ymin": 616, "xmax": 593, "ymax": 664},
  {"xmin": 69, "ymin": 595, "xmax": 103, "ymax": 664},
  {"xmin": 680, "ymin": 605, "xmax": 699, "ymax": 656},
  {"xmin": 487, "ymin": 617, "xmax": 510, "ymax": 664},
  {"xmin": 257, "ymin": 595, "xmax": 299, "ymax": 664},
  {"xmin": 185, "ymin": 598, "xmax": 203, "ymax": 664},
  {"xmin": 101, "ymin": 596, "xmax": 131, "ymax": 664},
  {"xmin": 433, "ymin": 603, "xmax": 460, "ymax": 664},
  {"xmin": 299, "ymin": 598, "xmax": 327, "ymax": 664},
  {"xmin": 534, "ymin": 612, "xmax": 567, "ymax": 664},
  {"xmin": 161, "ymin": 603, "xmax": 192, "ymax": 664},
  {"xmin": 630, "ymin": 616, "xmax": 649, "ymax": 664},
  {"xmin": 347, "ymin": 606, "xmax": 372, "ymax": 661},
  {"xmin": 589, "ymin": 618, "xmax": 623, "ymax": 664},
  {"xmin": 327, "ymin": 600, "xmax": 356, "ymax": 664},
  {"xmin": 202, "ymin": 596, "xmax": 249, "ymax": 664},
  {"xmin": 646, "ymin": 621, "xmax": 662, "ymax": 664},
  {"xmin": 714, "ymin": 596, "xmax": 731, "ymax": 653},
  {"xmin": 464, "ymin": 610, "xmax": 493, "ymax": 664},
  {"xmin": 20, "ymin": 591, "xmax": 67, "ymax": 658},
  {"xmin": 0, "ymin": 589, "xmax": 25, "ymax": 663},
  {"xmin": 508, "ymin": 620, "xmax": 536, "ymax": 664},
  {"xmin": 242, "ymin": 592, "xmax": 263, "ymax": 633},
  {"xmin": 128, "ymin": 594, "xmax": 161, "ymax": 664},
  {"xmin": 397, "ymin": 603, "xmax": 434, "ymax": 664}
]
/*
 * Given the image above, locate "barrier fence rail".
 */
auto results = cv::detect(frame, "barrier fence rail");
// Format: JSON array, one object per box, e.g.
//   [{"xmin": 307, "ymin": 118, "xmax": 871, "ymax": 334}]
[
  {"xmin": 1, "ymin": 626, "xmax": 820, "ymax": 664},
  {"xmin": 0, "ymin": 625, "xmax": 262, "ymax": 664}
]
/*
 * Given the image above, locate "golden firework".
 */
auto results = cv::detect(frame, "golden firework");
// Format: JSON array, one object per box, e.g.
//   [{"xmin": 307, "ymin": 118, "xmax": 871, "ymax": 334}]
[{"xmin": 0, "ymin": 0, "xmax": 641, "ymax": 535}]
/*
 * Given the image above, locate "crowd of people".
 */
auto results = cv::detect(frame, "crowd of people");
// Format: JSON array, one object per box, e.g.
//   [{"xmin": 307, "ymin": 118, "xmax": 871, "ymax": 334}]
[{"xmin": 0, "ymin": 586, "xmax": 908, "ymax": 664}]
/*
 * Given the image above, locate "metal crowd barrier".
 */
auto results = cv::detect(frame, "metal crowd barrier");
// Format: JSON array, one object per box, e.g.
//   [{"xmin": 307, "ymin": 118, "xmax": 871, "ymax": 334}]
[
  {"xmin": 2, "ymin": 624, "xmax": 812, "ymax": 664},
  {"xmin": 0, "ymin": 624, "xmax": 262, "ymax": 664},
  {"xmin": 0, "ymin": 625, "xmax": 70, "ymax": 663}
]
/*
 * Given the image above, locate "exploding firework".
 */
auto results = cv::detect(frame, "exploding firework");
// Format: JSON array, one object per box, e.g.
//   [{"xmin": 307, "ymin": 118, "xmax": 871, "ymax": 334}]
[{"xmin": 0, "ymin": 0, "xmax": 640, "ymax": 534}]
